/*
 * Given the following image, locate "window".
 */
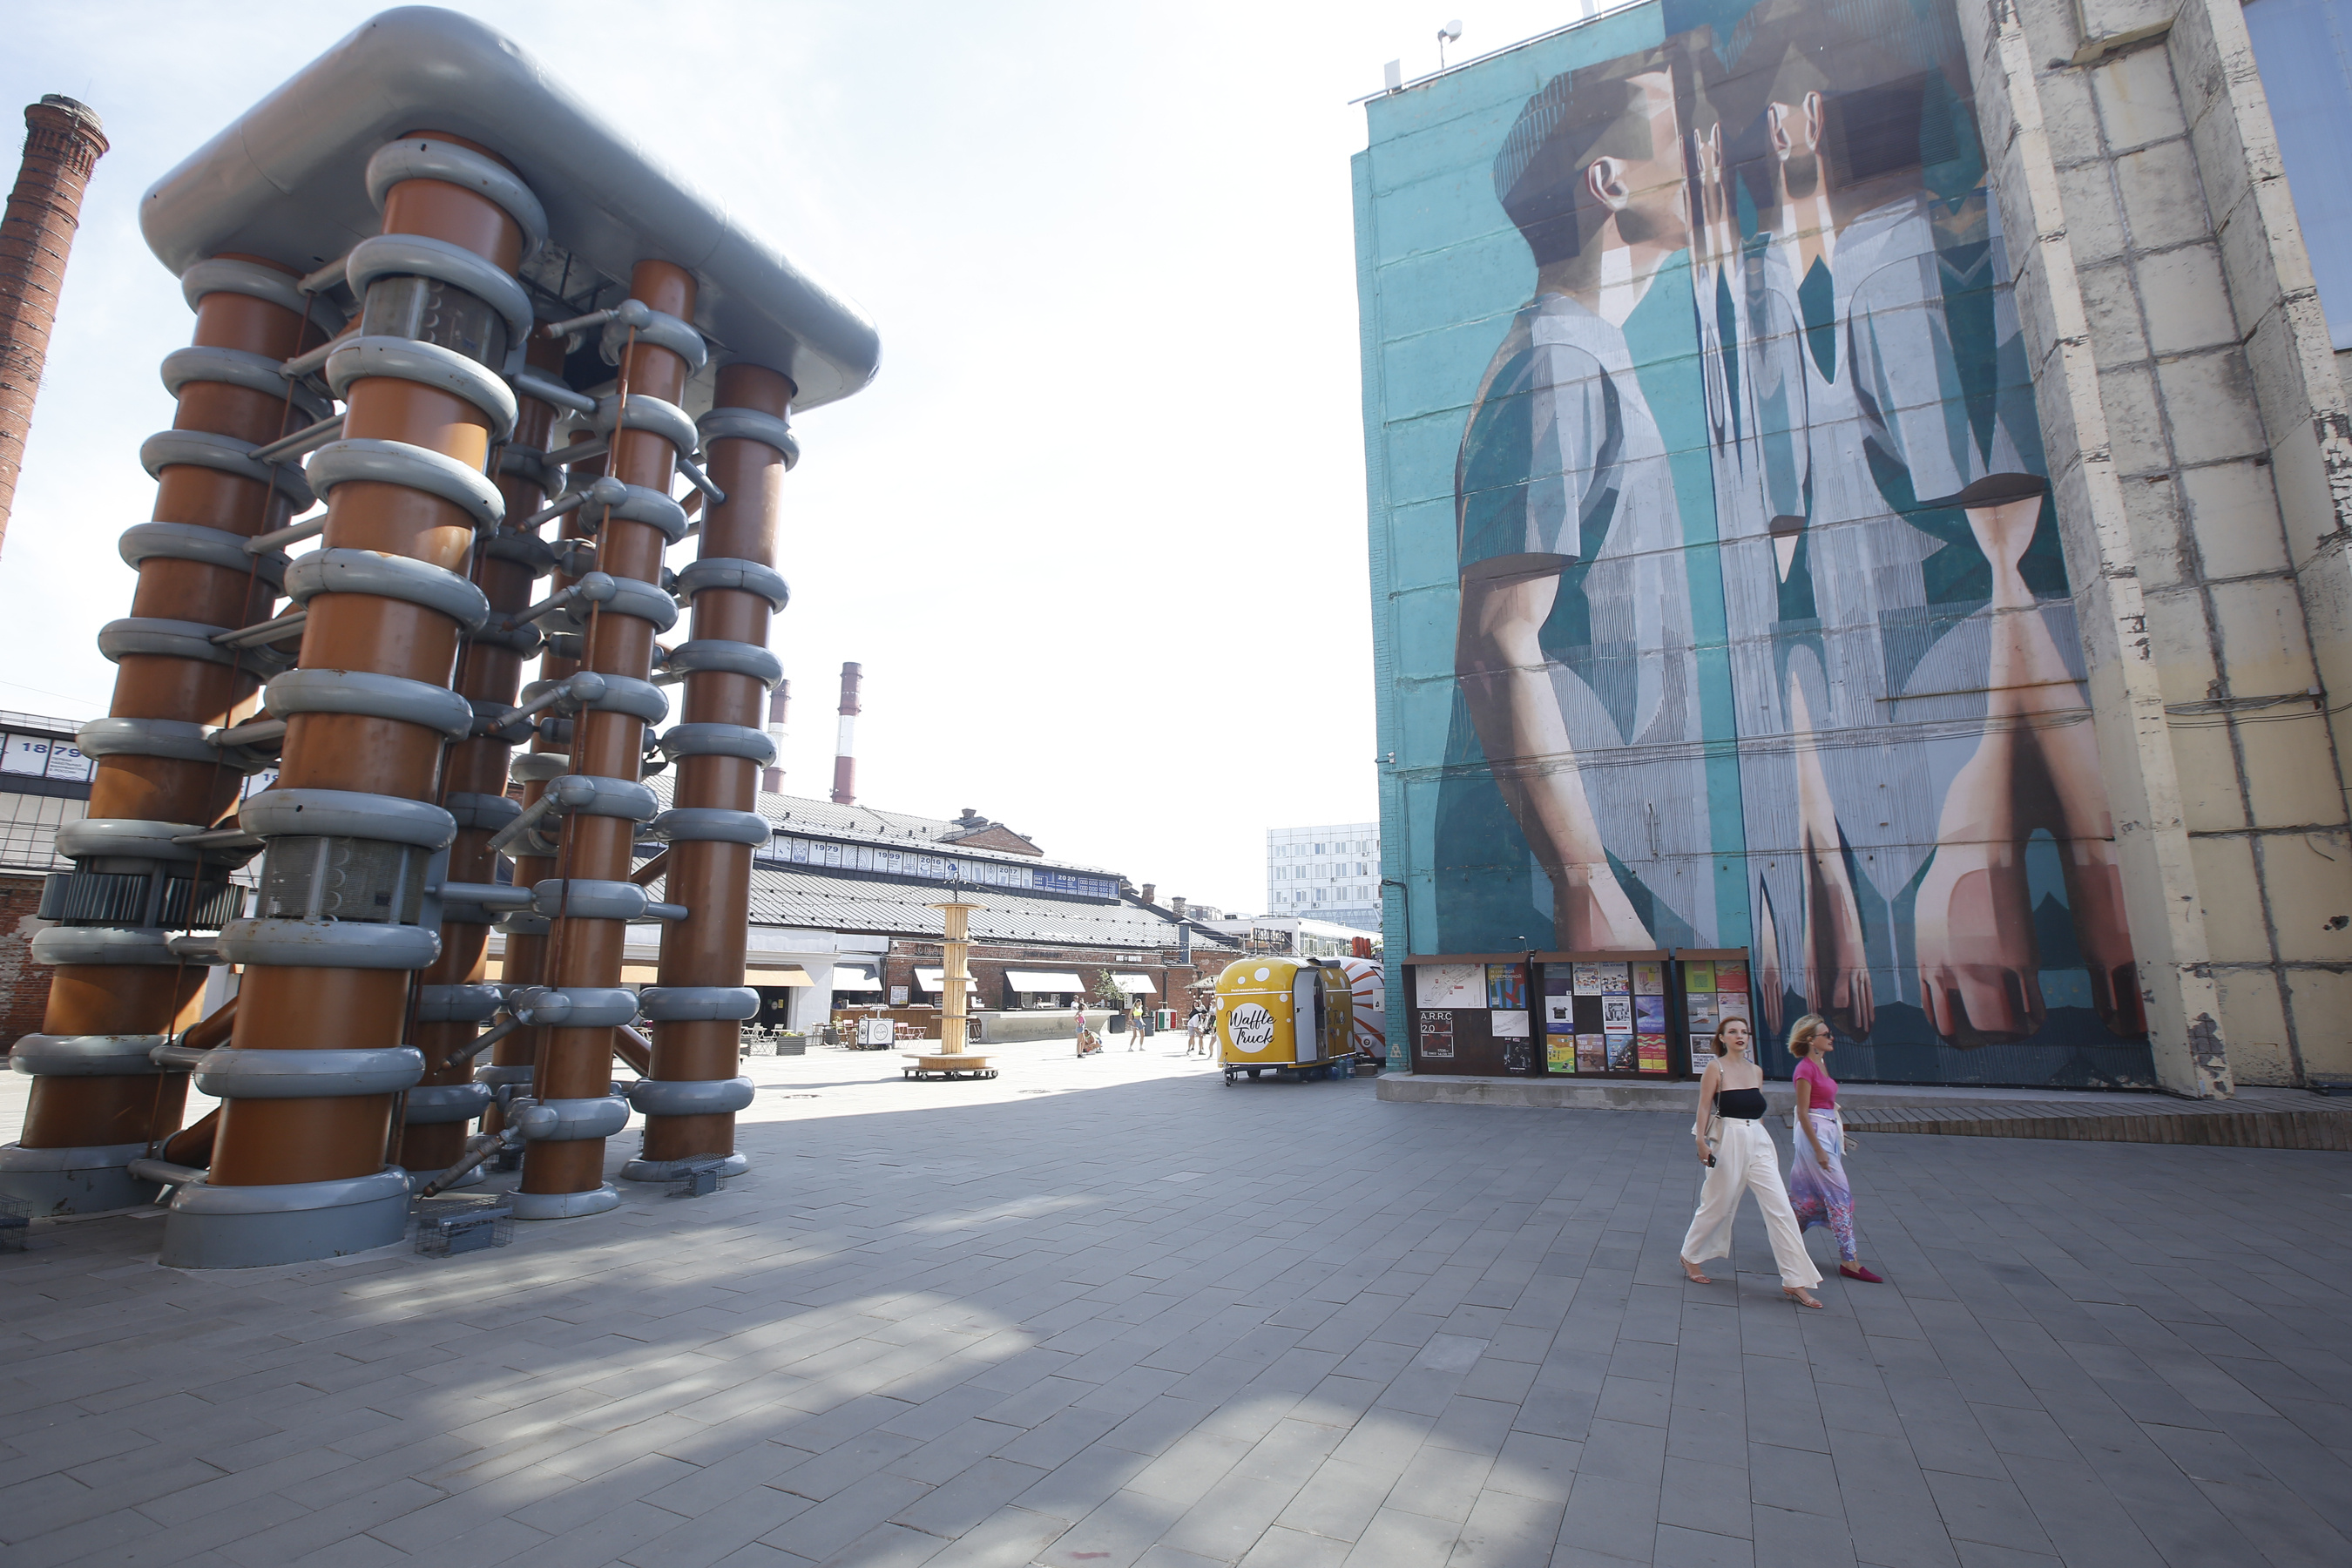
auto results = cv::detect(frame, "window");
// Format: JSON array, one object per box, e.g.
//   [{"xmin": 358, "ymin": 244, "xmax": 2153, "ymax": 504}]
[{"xmin": 2245, "ymin": 0, "xmax": 2352, "ymax": 348}]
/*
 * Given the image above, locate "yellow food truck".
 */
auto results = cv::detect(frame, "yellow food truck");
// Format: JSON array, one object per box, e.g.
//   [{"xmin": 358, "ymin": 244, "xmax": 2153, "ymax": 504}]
[{"xmin": 1214, "ymin": 956, "xmax": 1354, "ymax": 1084}]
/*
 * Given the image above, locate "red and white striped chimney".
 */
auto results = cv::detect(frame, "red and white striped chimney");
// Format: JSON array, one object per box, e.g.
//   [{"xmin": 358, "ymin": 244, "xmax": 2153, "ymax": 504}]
[
  {"xmin": 830, "ymin": 661, "xmax": 861, "ymax": 806},
  {"xmin": 761, "ymin": 679, "xmax": 787, "ymax": 795}
]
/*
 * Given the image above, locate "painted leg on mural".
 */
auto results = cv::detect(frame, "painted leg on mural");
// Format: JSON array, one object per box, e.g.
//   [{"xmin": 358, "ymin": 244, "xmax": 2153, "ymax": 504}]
[
  {"xmin": 1915, "ymin": 489, "xmax": 2050, "ymax": 1046},
  {"xmin": 1788, "ymin": 673, "xmax": 1874, "ymax": 1037},
  {"xmin": 1459, "ymin": 568, "xmax": 1654, "ymax": 951},
  {"xmin": 1756, "ymin": 877, "xmax": 1787, "ymax": 1040}
]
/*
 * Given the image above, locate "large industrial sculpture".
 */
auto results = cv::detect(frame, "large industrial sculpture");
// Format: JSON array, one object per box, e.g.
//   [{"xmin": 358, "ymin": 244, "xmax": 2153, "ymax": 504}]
[{"xmin": 0, "ymin": 8, "xmax": 877, "ymax": 1267}]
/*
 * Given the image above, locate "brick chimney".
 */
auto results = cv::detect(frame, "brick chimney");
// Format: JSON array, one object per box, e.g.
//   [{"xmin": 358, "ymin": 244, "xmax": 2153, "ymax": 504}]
[
  {"xmin": 830, "ymin": 661, "xmax": 861, "ymax": 806},
  {"xmin": 1140, "ymin": 883, "xmax": 1155, "ymax": 907},
  {"xmin": 0, "ymin": 97, "xmax": 107, "ymax": 556},
  {"xmin": 761, "ymin": 679, "xmax": 787, "ymax": 794}
]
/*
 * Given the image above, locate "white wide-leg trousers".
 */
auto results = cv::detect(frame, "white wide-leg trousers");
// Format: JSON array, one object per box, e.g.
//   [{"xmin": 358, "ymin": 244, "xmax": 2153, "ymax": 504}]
[{"xmin": 1679, "ymin": 1117, "xmax": 1822, "ymax": 1289}]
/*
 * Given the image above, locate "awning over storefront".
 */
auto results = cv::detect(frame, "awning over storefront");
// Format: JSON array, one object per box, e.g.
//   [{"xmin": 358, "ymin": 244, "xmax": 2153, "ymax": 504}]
[
  {"xmin": 1112, "ymin": 974, "xmax": 1157, "ymax": 994},
  {"xmin": 748, "ymin": 962, "xmax": 813, "ymax": 987},
  {"xmin": 832, "ymin": 962, "xmax": 881, "ymax": 990},
  {"xmin": 914, "ymin": 967, "xmax": 976, "ymax": 992},
  {"xmin": 1004, "ymin": 970, "xmax": 1085, "ymax": 991}
]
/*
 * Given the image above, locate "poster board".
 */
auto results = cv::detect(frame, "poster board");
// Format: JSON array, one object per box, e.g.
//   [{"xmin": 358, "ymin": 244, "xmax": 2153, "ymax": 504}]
[
  {"xmin": 1405, "ymin": 950, "xmax": 1754, "ymax": 1079},
  {"xmin": 1403, "ymin": 954, "xmax": 1528, "ymax": 1075}
]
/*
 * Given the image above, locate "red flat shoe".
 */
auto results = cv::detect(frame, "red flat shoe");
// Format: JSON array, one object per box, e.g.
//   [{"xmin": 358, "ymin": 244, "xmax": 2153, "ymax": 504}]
[{"xmin": 1840, "ymin": 1264, "xmax": 1883, "ymax": 1283}]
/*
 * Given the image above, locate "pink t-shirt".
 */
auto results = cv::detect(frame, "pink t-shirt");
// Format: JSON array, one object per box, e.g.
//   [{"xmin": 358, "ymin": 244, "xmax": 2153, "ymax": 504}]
[{"xmin": 1794, "ymin": 1056, "xmax": 1837, "ymax": 1110}]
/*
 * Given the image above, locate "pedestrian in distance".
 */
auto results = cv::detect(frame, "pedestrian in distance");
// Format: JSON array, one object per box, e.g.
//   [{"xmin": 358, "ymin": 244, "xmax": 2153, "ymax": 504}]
[
  {"xmin": 1678, "ymin": 1014, "xmax": 1825, "ymax": 1308},
  {"xmin": 1075, "ymin": 1004, "xmax": 1099, "ymax": 1058},
  {"xmin": 1786, "ymin": 1015, "xmax": 1882, "ymax": 1283},
  {"xmin": 1186, "ymin": 1006, "xmax": 1208, "ymax": 1055}
]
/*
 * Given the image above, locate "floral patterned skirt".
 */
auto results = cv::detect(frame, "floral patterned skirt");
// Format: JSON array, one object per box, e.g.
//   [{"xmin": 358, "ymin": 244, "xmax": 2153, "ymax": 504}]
[{"xmin": 1788, "ymin": 1108, "xmax": 1856, "ymax": 1263}]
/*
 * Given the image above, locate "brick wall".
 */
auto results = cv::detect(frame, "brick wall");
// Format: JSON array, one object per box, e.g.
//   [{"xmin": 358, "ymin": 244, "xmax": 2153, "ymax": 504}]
[{"xmin": 0, "ymin": 871, "xmax": 52, "ymax": 1053}]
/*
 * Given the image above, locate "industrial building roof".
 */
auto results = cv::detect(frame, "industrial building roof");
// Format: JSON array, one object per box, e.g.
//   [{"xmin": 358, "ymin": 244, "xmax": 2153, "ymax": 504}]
[{"xmin": 742, "ymin": 864, "xmax": 1233, "ymax": 952}]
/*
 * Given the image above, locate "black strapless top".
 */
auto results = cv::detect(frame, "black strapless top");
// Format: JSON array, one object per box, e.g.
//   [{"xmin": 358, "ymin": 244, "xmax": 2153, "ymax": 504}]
[{"xmin": 1716, "ymin": 1086, "xmax": 1767, "ymax": 1120}]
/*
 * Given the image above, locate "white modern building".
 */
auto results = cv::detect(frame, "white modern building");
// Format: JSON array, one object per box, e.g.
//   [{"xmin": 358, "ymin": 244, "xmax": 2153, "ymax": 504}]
[{"xmin": 1265, "ymin": 822, "xmax": 1381, "ymax": 932}]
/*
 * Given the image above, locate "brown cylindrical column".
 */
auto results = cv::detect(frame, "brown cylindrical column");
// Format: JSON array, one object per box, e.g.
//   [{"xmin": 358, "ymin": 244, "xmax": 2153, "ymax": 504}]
[
  {"xmin": 0, "ymin": 97, "xmax": 107, "ymax": 552},
  {"xmin": 397, "ymin": 334, "xmax": 564, "ymax": 1179},
  {"xmin": 519, "ymin": 260, "xmax": 696, "ymax": 1206},
  {"xmin": 0, "ymin": 256, "xmax": 321, "ymax": 1215},
  {"xmin": 637, "ymin": 362, "xmax": 793, "ymax": 1171},
  {"xmin": 205, "ymin": 138, "xmax": 524, "ymax": 1198}
]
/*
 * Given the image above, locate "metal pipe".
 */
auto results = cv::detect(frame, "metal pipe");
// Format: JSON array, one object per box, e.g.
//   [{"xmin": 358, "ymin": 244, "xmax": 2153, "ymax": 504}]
[
  {"xmin": 1, "ymin": 259, "xmax": 321, "ymax": 1218},
  {"xmin": 248, "ymin": 513, "xmax": 327, "ymax": 552},
  {"xmin": 213, "ymin": 609, "xmax": 306, "ymax": 649},
  {"xmin": 250, "ymin": 412, "xmax": 343, "ymax": 463}
]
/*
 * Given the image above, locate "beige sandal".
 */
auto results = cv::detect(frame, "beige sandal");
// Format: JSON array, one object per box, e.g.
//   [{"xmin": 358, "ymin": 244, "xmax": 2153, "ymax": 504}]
[
  {"xmin": 1680, "ymin": 1257, "xmax": 1712, "ymax": 1285},
  {"xmin": 1783, "ymin": 1286, "xmax": 1822, "ymax": 1308}
]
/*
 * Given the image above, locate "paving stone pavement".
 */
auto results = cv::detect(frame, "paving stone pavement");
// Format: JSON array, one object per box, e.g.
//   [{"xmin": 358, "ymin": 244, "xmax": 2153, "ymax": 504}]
[{"xmin": 3, "ymin": 1040, "xmax": 2349, "ymax": 1568}]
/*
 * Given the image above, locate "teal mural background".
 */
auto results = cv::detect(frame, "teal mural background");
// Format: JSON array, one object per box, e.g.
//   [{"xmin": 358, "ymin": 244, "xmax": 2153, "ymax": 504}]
[{"xmin": 1355, "ymin": 0, "xmax": 2159, "ymax": 1086}]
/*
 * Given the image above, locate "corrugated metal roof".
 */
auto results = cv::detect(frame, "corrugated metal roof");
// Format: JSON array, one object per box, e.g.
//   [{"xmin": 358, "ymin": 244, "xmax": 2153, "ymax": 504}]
[
  {"xmin": 743, "ymin": 862, "xmax": 1233, "ymax": 952},
  {"xmin": 643, "ymin": 775, "xmax": 1111, "ymax": 874}
]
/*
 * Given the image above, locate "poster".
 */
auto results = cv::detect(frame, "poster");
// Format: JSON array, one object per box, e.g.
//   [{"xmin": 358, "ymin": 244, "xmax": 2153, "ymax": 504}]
[
  {"xmin": 1687, "ymin": 992, "xmax": 1717, "ymax": 1031},
  {"xmin": 1416, "ymin": 964, "xmax": 1483, "ymax": 1008},
  {"xmin": 1605, "ymin": 1033, "xmax": 1637, "ymax": 1071},
  {"xmin": 1378, "ymin": 0, "xmax": 2156, "ymax": 1088},
  {"xmin": 1716, "ymin": 960, "xmax": 1749, "ymax": 994},
  {"xmin": 1491, "ymin": 1010, "xmax": 1529, "ymax": 1038},
  {"xmin": 1635, "ymin": 994, "xmax": 1666, "ymax": 1032},
  {"xmin": 1571, "ymin": 963, "xmax": 1608, "ymax": 995},
  {"xmin": 1638, "ymin": 1035, "xmax": 1669, "ymax": 1073},
  {"xmin": 1544, "ymin": 977, "xmax": 1575, "ymax": 1033},
  {"xmin": 1599, "ymin": 995, "xmax": 1632, "ymax": 1033},
  {"xmin": 1486, "ymin": 964, "xmax": 1527, "ymax": 1010},
  {"xmin": 1684, "ymin": 962, "xmax": 1715, "ymax": 996},
  {"xmin": 1632, "ymin": 962, "xmax": 1664, "ymax": 996},
  {"xmin": 1576, "ymin": 1035, "xmax": 1606, "ymax": 1072},
  {"xmin": 1503, "ymin": 1037, "xmax": 1532, "ymax": 1072},
  {"xmin": 1547, "ymin": 1036, "xmax": 1577, "ymax": 1072},
  {"xmin": 1417, "ymin": 1010, "xmax": 1456, "ymax": 1059}
]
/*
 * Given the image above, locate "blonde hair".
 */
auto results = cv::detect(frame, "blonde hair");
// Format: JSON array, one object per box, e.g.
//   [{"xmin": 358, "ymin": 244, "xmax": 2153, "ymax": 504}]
[{"xmin": 1787, "ymin": 1013, "xmax": 1828, "ymax": 1058}]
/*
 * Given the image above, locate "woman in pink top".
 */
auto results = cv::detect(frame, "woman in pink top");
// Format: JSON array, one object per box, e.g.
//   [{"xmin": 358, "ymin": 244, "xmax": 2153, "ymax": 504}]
[{"xmin": 1785, "ymin": 1016, "xmax": 1882, "ymax": 1283}]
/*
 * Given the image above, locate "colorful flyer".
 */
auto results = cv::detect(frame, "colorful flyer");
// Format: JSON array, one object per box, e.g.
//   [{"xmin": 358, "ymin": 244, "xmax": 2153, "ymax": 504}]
[
  {"xmin": 1714, "ymin": 959, "xmax": 1748, "ymax": 993},
  {"xmin": 1689, "ymin": 1031, "xmax": 1714, "ymax": 1060},
  {"xmin": 1576, "ymin": 1034, "xmax": 1606, "ymax": 1072},
  {"xmin": 1637, "ymin": 1034, "xmax": 1669, "ymax": 1073},
  {"xmin": 1486, "ymin": 963, "xmax": 1526, "ymax": 1010},
  {"xmin": 1598, "ymin": 963, "xmax": 1631, "ymax": 994},
  {"xmin": 1632, "ymin": 961, "xmax": 1665, "ymax": 996},
  {"xmin": 1599, "ymin": 995, "xmax": 1633, "ymax": 1033},
  {"xmin": 1634, "ymin": 994, "xmax": 1666, "ymax": 1031},
  {"xmin": 1416, "ymin": 1010, "xmax": 1456, "ymax": 1059},
  {"xmin": 1416, "ymin": 964, "xmax": 1483, "ymax": 1008},
  {"xmin": 1715, "ymin": 992, "xmax": 1751, "ymax": 1024},
  {"xmin": 1546, "ymin": 1036, "xmax": 1577, "ymax": 1073},
  {"xmin": 1682, "ymin": 960, "xmax": 1715, "ymax": 993},
  {"xmin": 1571, "ymin": 963, "xmax": 1607, "ymax": 995},
  {"xmin": 1686, "ymin": 991, "xmax": 1717, "ymax": 1029},
  {"xmin": 1491, "ymin": 1010, "xmax": 1529, "ymax": 1038},
  {"xmin": 1605, "ymin": 1032, "xmax": 1637, "ymax": 1071}
]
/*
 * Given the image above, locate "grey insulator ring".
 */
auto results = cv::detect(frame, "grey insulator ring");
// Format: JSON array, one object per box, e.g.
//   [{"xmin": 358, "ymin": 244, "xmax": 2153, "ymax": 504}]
[
  {"xmin": 463, "ymin": 617, "xmax": 544, "ymax": 656},
  {"xmin": 179, "ymin": 257, "xmax": 348, "ymax": 332},
  {"xmin": 31, "ymin": 926, "xmax": 179, "ymax": 967},
  {"xmin": 626, "ymin": 1076, "xmax": 756, "ymax": 1117},
  {"xmin": 581, "ymin": 479, "xmax": 689, "ymax": 546},
  {"xmin": 482, "ymin": 528, "xmax": 557, "ymax": 572},
  {"xmin": 512, "ymin": 1095, "xmax": 632, "ymax": 1142},
  {"xmin": 497, "ymin": 443, "xmax": 558, "ymax": 494},
  {"xmin": 98, "ymin": 616, "xmax": 279, "ymax": 674},
  {"xmin": 327, "ymin": 335, "xmax": 518, "ymax": 436},
  {"xmin": 285, "ymin": 548, "xmax": 491, "ymax": 632},
  {"xmin": 0, "ymin": 1139, "xmax": 152, "ymax": 1174},
  {"xmin": 529, "ymin": 879, "xmax": 650, "ymax": 922},
  {"xmin": 416, "ymin": 983, "xmax": 504, "ymax": 1023},
  {"xmin": 510, "ymin": 752, "xmax": 572, "ymax": 783},
  {"xmin": 346, "ymin": 233, "xmax": 533, "ymax": 348},
  {"xmin": 56, "ymin": 817, "xmax": 209, "ymax": 864},
  {"xmin": 648, "ymin": 808, "xmax": 772, "ymax": 847},
  {"xmin": 365, "ymin": 138, "xmax": 549, "ymax": 261},
  {"xmin": 166, "ymin": 1166, "xmax": 410, "ymax": 1217},
  {"xmin": 599, "ymin": 303, "xmax": 708, "ymax": 370},
  {"xmin": 444, "ymin": 792, "xmax": 523, "ymax": 833},
  {"xmin": 240, "ymin": 788, "xmax": 457, "ymax": 849},
  {"xmin": 576, "ymin": 673, "xmax": 671, "ymax": 722},
  {"xmin": 697, "ymin": 405, "xmax": 798, "ymax": 466},
  {"xmin": 475, "ymin": 1064, "xmax": 534, "ymax": 1090},
  {"xmin": 657, "ymin": 640, "xmax": 784, "ymax": 688},
  {"xmin": 636, "ymin": 985, "xmax": 760, "ymax": 1023},
  {"xmin": 75, "ymin": 715, "xmax": 214, "ymax": 766},
  {"xmin": 306, "ymin": 438, "xmax": 505, "ymax": 532},
  {"xmin": 402, "ymin": 1081, "xmax": 494, "ymax": 1125},
  {"xmin": 657, "ymin": 724, "xmax": 776, "ymax": 764},
  {"xmin": 159, "ymin": 345, "xmax": 333, "ymax": 422},
  {"xmin": 119, "ymin": 521, "xmax": 292, "ymax": 591},
  {"xmin": 546, "ymin": 774, "xmax": 659, "ymax": 821},
  {"xmin": 564, "ymin": 573, "xmax": 680, "ymax": 634},
  {"xmin": 510, "ymin": 986, "xmax": 639, "ymax": 1029},
  {"xmin": 192, "ymin": 1044, "xmax": 425, "ymax": 1100},
  {"xmin": 8, "ymin": 1034, "xmax": 170, "ymax": 1078},
  {"xmin": 217, "ymin": 918, "xmax": 440, "ymax": 970},
  {"xmin": 591, "ymin": 393, "xmax": 700, "ymax": 456},
  {"xmin": 265, "ymin": 668, "xmax": 476, "ymax": 740},
  {"xmin": 139, "ymin": 429, "xmax": 314, "ymax": 510},
  {"xmin": 674, "ymin": 557, "xmax": 789, "ymax": 612}
]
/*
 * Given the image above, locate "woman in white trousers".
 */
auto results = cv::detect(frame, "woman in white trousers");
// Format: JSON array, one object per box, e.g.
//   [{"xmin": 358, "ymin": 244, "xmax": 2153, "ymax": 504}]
[{"xmin": 1678, "ymin": 1015, "xmax": 1823, "ymax": 1308}]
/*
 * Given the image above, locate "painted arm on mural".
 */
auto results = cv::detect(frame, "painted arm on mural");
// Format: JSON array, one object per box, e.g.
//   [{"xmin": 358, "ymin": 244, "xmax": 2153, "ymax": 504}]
[{"xmin": 1456, "ymin": 335, "xmax": 1652, "ymax": 953}]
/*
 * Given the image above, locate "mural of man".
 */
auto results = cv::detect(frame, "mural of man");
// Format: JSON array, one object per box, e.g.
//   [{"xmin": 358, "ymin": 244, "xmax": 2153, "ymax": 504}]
[{"xmin": 1452, "ymin": 48, "xmax": 1713, "ymax": 953}]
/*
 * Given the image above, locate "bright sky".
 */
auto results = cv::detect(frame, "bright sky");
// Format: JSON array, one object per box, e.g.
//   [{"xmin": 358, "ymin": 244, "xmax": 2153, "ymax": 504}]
[{"xmin": 0, "ymin": 0, "xmax": 1606, "ymax": 914}]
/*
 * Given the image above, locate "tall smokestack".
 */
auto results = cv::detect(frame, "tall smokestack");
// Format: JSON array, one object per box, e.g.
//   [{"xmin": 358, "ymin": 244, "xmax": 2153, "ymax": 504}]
[
  {"xmin": 0, "ymin": 97, "xmax": 107, "ymax": 556},
  {"xmin": 831, "ymin": 661, "xmax": 861, "ymax": 806},
  {"xmin": 761, "ymin": 679, "xmax": 788, "ymax": 794}
]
